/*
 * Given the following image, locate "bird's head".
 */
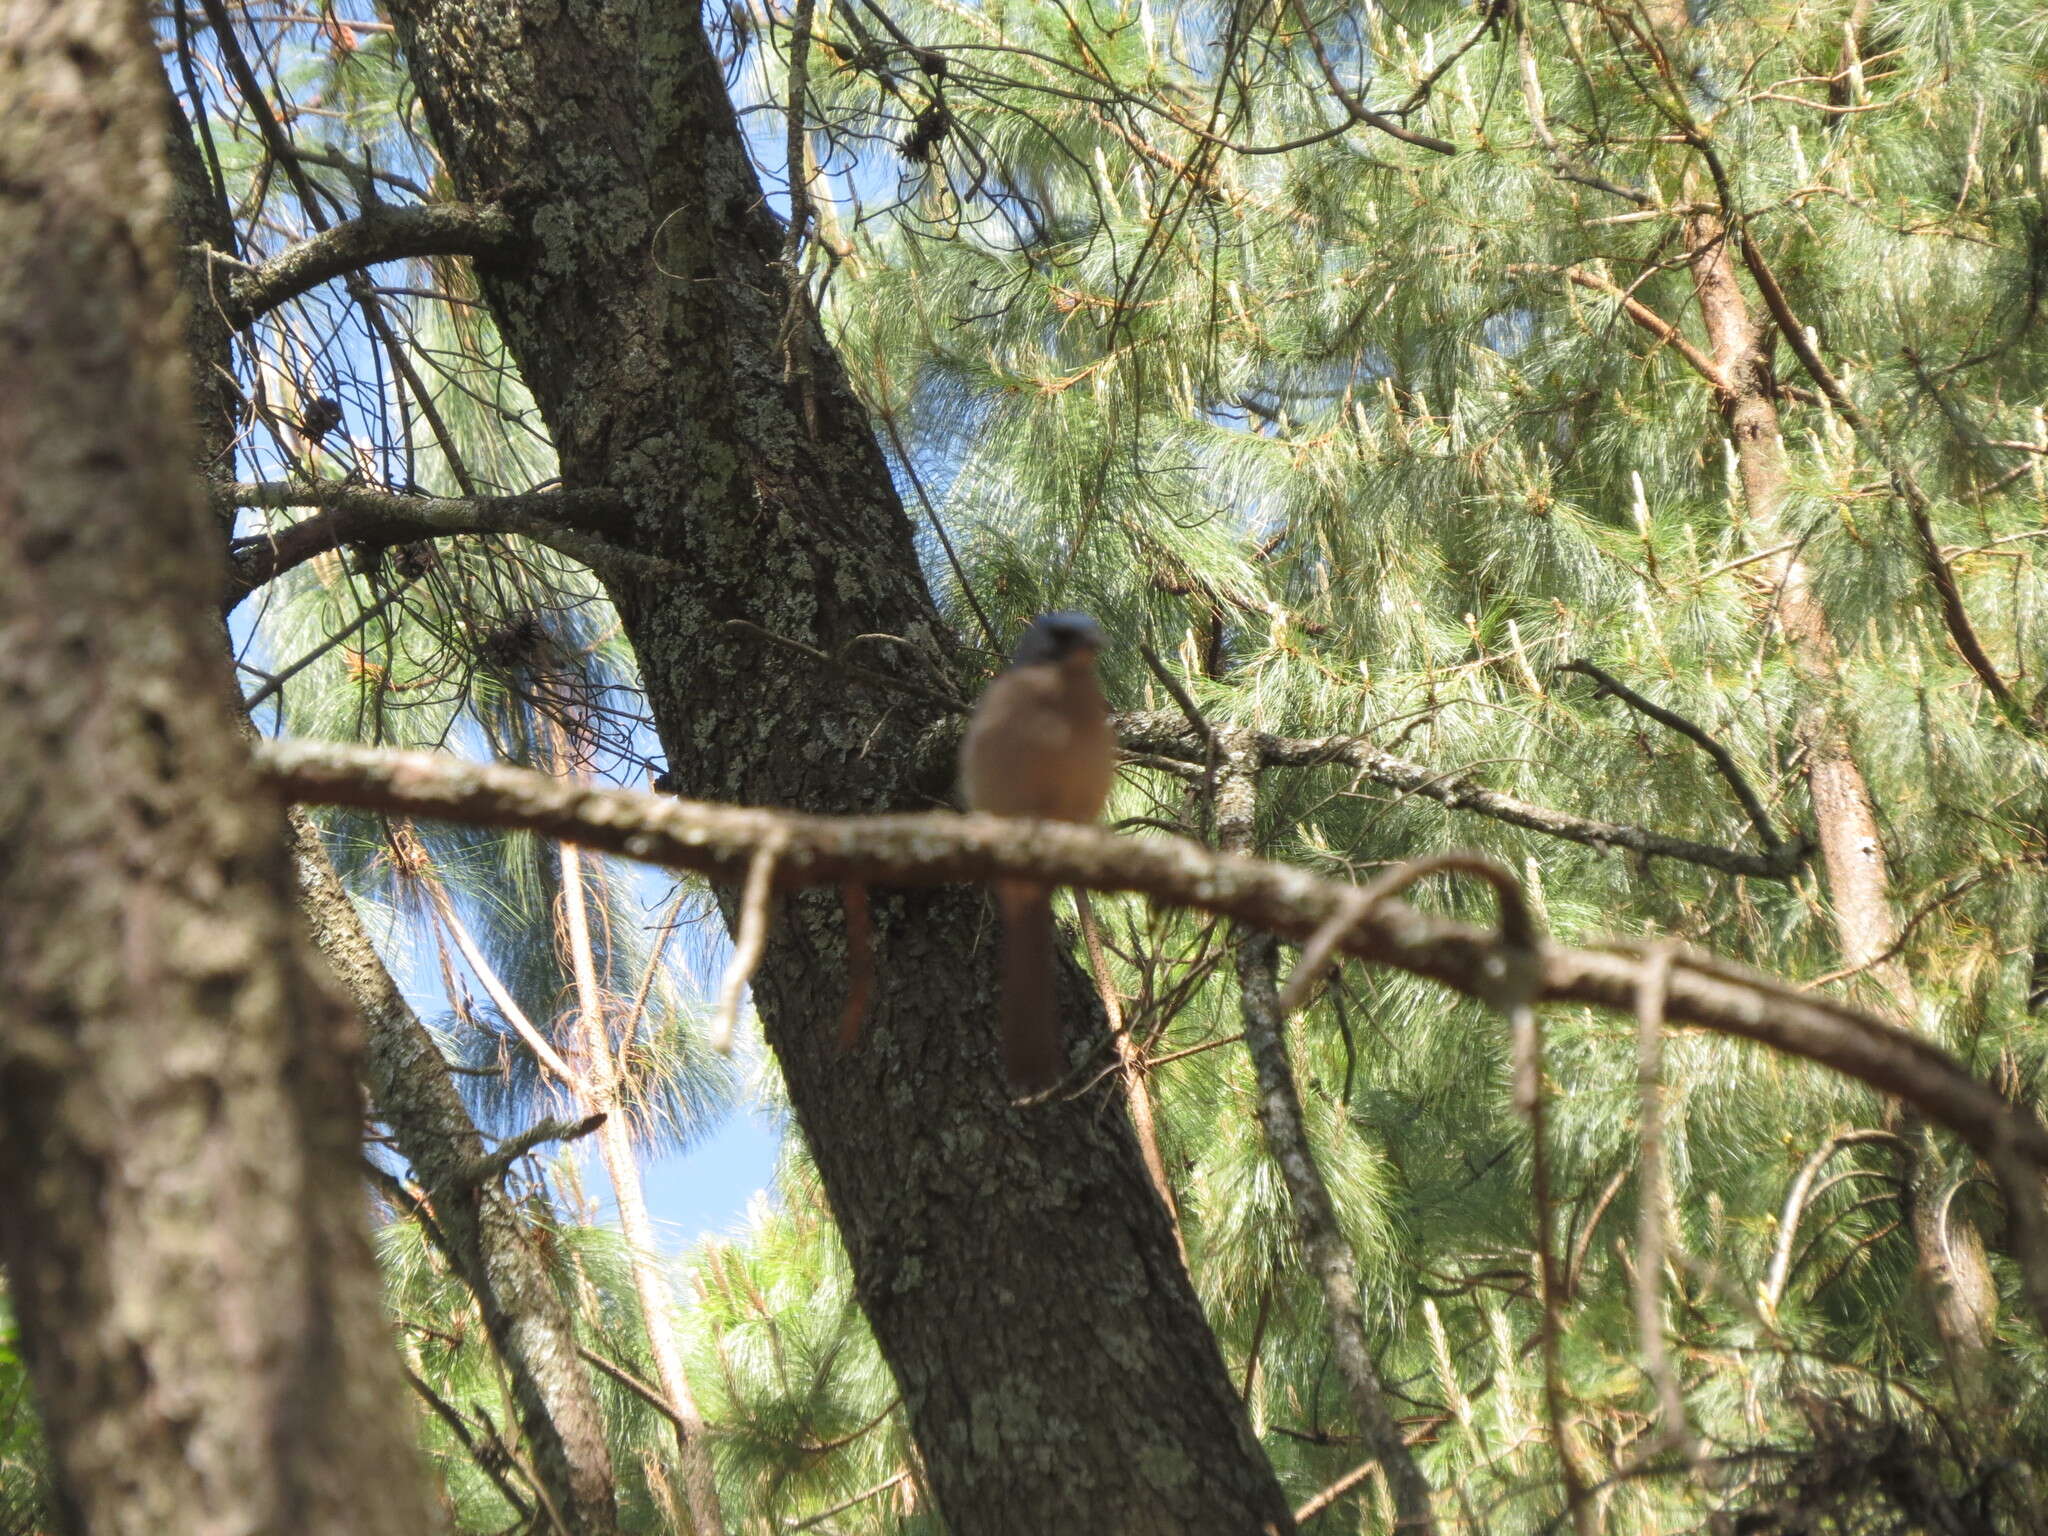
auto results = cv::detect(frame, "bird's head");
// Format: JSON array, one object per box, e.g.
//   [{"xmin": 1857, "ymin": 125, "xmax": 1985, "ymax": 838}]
[{"xmin": 1012, "ymin": 611, "xmax": 1108, "ymax": 669}]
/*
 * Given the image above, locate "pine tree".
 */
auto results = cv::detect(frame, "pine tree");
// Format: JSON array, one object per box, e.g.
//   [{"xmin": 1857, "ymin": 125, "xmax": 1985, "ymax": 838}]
[{"xmin": 7, "ymin": 0, "xmax": 2045, "ymax": 1530}]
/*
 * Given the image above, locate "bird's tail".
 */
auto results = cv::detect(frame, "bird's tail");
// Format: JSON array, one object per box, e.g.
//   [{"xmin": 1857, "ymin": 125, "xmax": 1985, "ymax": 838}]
[{"xmin": 996, "ymin": 880, "xmax": 1060, "ymax": 1093}]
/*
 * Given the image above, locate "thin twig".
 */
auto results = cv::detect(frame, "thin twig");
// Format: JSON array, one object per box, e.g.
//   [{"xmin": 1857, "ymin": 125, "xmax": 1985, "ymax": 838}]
[
  {"xmin": 778, "ymin": 0, "xmax": 819, "ymax": 436},
  {"xmin": 1278, "ymin": 853, "xmax": 1531, "ymax": 1017},
  {"xmin": 1119, "ymin": 710, "xmax": 1806, "ymax": 880},
  {"xmin": 418, "ymin": 865, "xmax": 580, "ymax": 1084},
  {"xmin": 402, "ymin": 1368, "xmax": 533, "ymax": 1520},
  {"xmin": 713, "ymin": 833, "xmax": 787, "ymax": 1054},
  {"xmin": 1137, "ymin": 641, "xmax": 1219, "ymax": 840},
  {"xmin": 1803, "ymin": 861, "xmax": 2024, "ymax": 989},
  {"xmin": 784, "ymin": 1470, "xmax": 911, "ymax": 1531},
  {"xmin": 1560, "ymin": 658, "xmax": 1785, "ymax": 852},
  {"xmin": 725, "ymin": 618, "xmax": 967, "ymax": 715},
  {"xmin": 576, "ymin": 1345, "xmax": 689, "ymax": 1429}
]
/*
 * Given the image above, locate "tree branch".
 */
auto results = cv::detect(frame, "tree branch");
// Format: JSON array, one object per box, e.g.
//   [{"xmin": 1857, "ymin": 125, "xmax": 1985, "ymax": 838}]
[
  {"xmin": 255, "ymin": 740, "xmax": 2048, "ymax": 1182},
  {"xmin": 1214, "ymin": 725, "xmax": 1438, "ymax": 1532},
  {"xmin": 1286, "ymin": 0, "xmax": 1458, "ymax": 155},
  {"xmin": 214, "ymin": 202, "xmax": 521, "ymax": 329},
  {"xmin": 1116, "ymin": 711, "xmax": 1806, "ymax": 880},
  {"xmin": 1557, "ymin": 658, "xmax": 1790, "ymax": 853},
  {"xmin": 220, "ymin": 481, "xmax": 645, "ymax": 607},
  {"xmin": 1561, "ymin": 268, "xmax": 1727, "ymax": 392},
  {"xmin": 462, "ymin": 1112, "xmax": 607, "ymax": 1189}
]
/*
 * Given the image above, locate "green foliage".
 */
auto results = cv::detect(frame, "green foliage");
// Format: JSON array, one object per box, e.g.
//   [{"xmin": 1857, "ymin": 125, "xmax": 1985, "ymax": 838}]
[{"xmin": 190, "ymin": 0, "xmax": 2048, "ymax": 1528}]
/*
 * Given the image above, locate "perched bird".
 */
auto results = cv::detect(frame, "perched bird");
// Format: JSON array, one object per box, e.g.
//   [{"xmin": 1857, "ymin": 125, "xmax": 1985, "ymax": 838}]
[{"xmin": 959, "ymin": 612, "xmax": 1119, "ymax": 1092}]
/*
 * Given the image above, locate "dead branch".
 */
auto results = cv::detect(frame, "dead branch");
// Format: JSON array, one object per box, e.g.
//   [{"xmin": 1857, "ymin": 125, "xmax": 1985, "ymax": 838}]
[
  {"xmin": 462, "ymin": 1112, "xmax": 607, "ymax": 1188},
  {"xmin": 219, "ymin": 481, "xmax": 643, "ymax": 605},
  {"xmin": 713, "ymin": 833, "xmax": 787, "ymax": 1054},
  {"xmin": 1118, "ymin": 711, "xmax": 1807, "ymax": 880}
]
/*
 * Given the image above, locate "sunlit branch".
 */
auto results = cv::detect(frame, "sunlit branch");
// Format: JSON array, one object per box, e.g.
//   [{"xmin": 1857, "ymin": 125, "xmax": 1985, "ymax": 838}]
[
  {"xmin": 209, "ymin": 201, "xmax": 520, "ymax": 329},
  {"xmin": 1115, "ymin": 711, "xmax": 1805, "ymax": 880},
  {"xmin": 255, "ymin": 739, "xmax": 2048, "ymax": 1187}
]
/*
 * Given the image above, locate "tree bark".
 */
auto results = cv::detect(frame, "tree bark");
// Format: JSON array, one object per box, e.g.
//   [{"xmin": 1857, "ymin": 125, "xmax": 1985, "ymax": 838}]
[
  {"xmin": 289, "ymin": 812, "xmax": 620, "ymax": 1536},
  {"xmin": 1684, "ymin": 211, "xmax": 1998, "ymax": 1358},
  {"xmin": 382, "ymin": 0, "xmax": 1295, "ymax": 1528},
  {"xmin": 160, "ymin": 68, "xmax": 623, "ymax": 1530},
  {"xmin": 0, "ymin": 4, "xmax": 435, "ymax": 1533},
  {"xmin": 1213, "ymin": 730, "xmax": 1438, "ymax": 1531}
]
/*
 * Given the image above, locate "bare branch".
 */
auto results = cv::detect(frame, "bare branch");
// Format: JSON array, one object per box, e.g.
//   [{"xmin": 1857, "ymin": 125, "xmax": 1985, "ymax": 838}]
[
  {"xmin": 254, "ymin": 740, "xmax": 2048, "ymax": 1205},
  {"xmin": 463, "ymin": 1112, "xmax": 607, "ymax": 1188},
  {"xmin": 1761, "ymin": 1128, "xmax": 1901, "ymax": 1312},
  {"xmin": 1558, "ymin": 658, "xmax": 1790, "ymax": 853},
  {"xmin": 575, "ymin": 1347, "xmax": 690, "ymax": 1430},
  {"xmin": 712, "ymin": 833, "xmax": 786, "ymax": 1054},
  {"xmin": 1117, "ymin": 710, "xmax": 1806, "ymax": 880},
  {"xmin": 1240, "ymin": 932, "xmax": 1438, "ymax": 1531},
  {"xmin": 1286, "ymin": 0, "xmax": 1458, "ymax": 156},
  {"xmin": 1524, "ymin": 265, "xmax": 1727, "ymax": 392},
  {"xmin": 1280, "ymin": 852, "xmax": 1537, "ymax": 1016},
  {"xmin": 219, "ymin": 481, "xmax": 646, "ymax": 606},
  {"xmin": 213, "ymin": 202, "xmax": 520, "ymax": 329}
]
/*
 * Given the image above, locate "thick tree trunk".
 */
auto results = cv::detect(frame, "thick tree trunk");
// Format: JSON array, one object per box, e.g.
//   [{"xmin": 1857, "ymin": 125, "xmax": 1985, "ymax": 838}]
[
  {"xmin": 159, "ymin": 66, "xmax": 623, "ymax": 1531},
  {"xmin": 290, "ymin": 813, "xmax": 621, "ymax": 1536},
  {"xmin": 384, "ymin": 1, "xmax": 1295, "ymax": 1528},
  {"xmin": 0, "ymin": 4, "xmax": 435, "ymax": 1533},
  {"xmin": 1685, "ymin": 214, "xmax": 1997, "ymax": 1358}
]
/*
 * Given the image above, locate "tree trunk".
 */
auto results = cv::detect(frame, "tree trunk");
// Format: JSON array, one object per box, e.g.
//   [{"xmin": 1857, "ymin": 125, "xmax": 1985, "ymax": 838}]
[
  {"xmin": 290, "ymin": 812, "xmax": 621, "ymax": 1536},
  {"xmin": 384, "ymin": 1, "xmax": 1295, "ymax": 1527},
  {"xmin": 159, "ymin": 68, "xmax": 623, "ymax": 1530},
  {"xmin": 0, "ymin": 4, "xmax": 435, "ymax": 1533},
  {"xmin": 1684, "ymin": 212, "xmax": 1998, "ymax": 1358}
]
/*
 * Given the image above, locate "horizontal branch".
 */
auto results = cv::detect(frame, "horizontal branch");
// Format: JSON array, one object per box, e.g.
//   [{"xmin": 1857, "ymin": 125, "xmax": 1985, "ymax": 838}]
[
  {"xmin": 462, "ymin": 1111, "xmax": 606, "ymax": 1188},
  {"xmin": 220, "ymin": 481, "xmax": 643, "ymax": 607},
  {"xmin": 214, "ymin": 201, "xmax": 520, "ymax": 328},
  {"xmin": 1114, "ymin": 711, "xmax": 1804, "ymax": 880},
  {"xmin": 256, "ymin": 739, "xmax": 2045, "ymax": 1179}
]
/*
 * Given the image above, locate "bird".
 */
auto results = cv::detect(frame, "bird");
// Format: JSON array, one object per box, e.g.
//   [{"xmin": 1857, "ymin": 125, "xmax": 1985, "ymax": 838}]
[{"xmin": 958, "ymin": 612, "xmax": 1119, "ymax": 1093}]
